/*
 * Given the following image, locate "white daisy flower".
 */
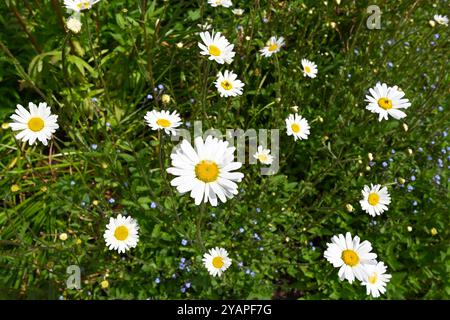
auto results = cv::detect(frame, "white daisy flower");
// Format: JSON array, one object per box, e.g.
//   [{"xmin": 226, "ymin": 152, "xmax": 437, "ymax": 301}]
[
  {"xmin": 64, "ymin": 0, "xmax": 100, "ymax": 12},
  {"xmin": 144, "ymin": 109, "xmax": 182, "ymax": 136},
  {"xmin": 365, "ymin": 82, "xmax": 412, "ymax": 121},
  {"xmin": 202, "ymin": 247, "xmax": 232, "ymax": 277},
  {"xmin": 260, "ymin": 36, "xmax": 285, "ymax": 57},
  {"xmin": 9, "ymin": 102, "xmax": 59, "ymax": 146},
  {"xmin": 324, "ymin": 232, "xmax": 377, "ymax": 284},
  {"xmin": 301, "ymin": 59, "xmax": 318, "ymax": 78},
  {"xmin": 434, "ymin": 14, "xmax": 449, "ymax": 26},
  {"xmin": 361, "ymin": 261, "xmax": 392, "ymax": 298},
  {"xmin": 167, "ymin": 136, "xmax": 244, "ymax": 207},
  {"xmin": 104, "ymin": 214, "xmax": 139, "ymax": 254},
  {"xmin": 198, "ymin": 31, "xmax": 235, "ymax": 64},
  {"xmin": 215, "ymin": 70, "xmax": 245, "ymax": 97},
  {"xmin": 253, "ymin": 145, "xmax": 273, "ymax": 165},
  {"xmin": 359, "ymin": 184, "xmax": 391, "ymax": 217},
  {"xmin": 285, "ymin": 113, "xmax": 310, "ymax": 141},
  {"xmin": 197, "ymin": 22, "xmax": 212, "ymax": 31},
  {"xmin": 66, "ymin": 16, "xmax": 82, "ymax": 33},
  {"xmin": 232, "ymin": 8, "xmax": 244, "ymax": 16},
  {"xmin": 208, "ymin": 0, "xmax": 233, "ymax": 8}
]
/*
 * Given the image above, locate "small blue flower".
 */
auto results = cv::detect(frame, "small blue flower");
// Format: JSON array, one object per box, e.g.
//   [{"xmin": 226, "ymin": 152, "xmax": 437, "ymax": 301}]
[
  {"xmin": 434, "ymin": 34, "xmax": 440, "ymax": 40},
  {"xmin": 172, "ymin": 273, "xmax": 177, "ymax": 279},
  {"xmin": 382, "ymin": 161, "xmax": 388, "ymax": 168},
  {"xmin": 91, "ymin": 97, "xmax": 98, "ymax": 103},
  {"xmin": 369, "ymin": 161, "xmax": 376, "ymax": 167},
  {"xmin": 256, "ymin": 208, "xmax": 261, "ymax": 213},
  {"xmin": 147, "ymin": 94, "xmax": 153, "ymax": 100},
  {"xmin": 106, "ymin": 122, "xmax": 111, "ymax": 127},
  {"xmin": 404, "ymin": 41, "xmax": 410, "ymax": 46},
  {"xmin": 418, "ymin": 147, "xmax": 423, "ymax": 152},
  {"xmin": 412, "ymin": 201, "xmax": 417, "ymax": 206},
  {"xmin": 430, "ymin": 41, "xmax": 436, "ymax": 46},
  {"xmin": 245, "ymin": 269, "xmax": 251, "ymax": 275},
  {"xmin": 189, "ymin": 98, "xmax": 195, "ymax": 104},
  {"xmin": 109, "ymin": 198, "xmax": 115, "ymax": 204},
  {"xmin": 155, "ymin": 277, "xmax": 160, "ymax": 284},
  {"xmin": 70, "ymin": 180, "xmax": 75, "ymax": 186},
  {"xmin": 391, "ymin": 149, "xmax": 396, "ymax": 154},
  {"xmin": 442, "ymin": 149, "xmax": 447, "ymax": 154},
  {"xmin": 158, "ymin": 84, "xmax": 164, "ymax": 90},
  {"xmin": 253, "ymin": 233, "xmax": 261, "ymax": 240},
  {"xmin": 438, "ymin": 106, "xmax": 443, "ymax": 112},
  {"xmin": 179, "ymin": 263, "xmax": 185, "ymax": 270},
  {"xmin": 387, "ymin": 39, "xmax": 394, "ymax": 45},
  {"xmin": 181, "ymin": 239, "xmax": 188, "ymax": 246},
  {"xmin": 430, "ymin": 84, "xmax": 437, "ymax": 90},
  {"xmin": 81, "ymin": 202, "xmax": 86, "ymax": 207},
  {"xmin": 389, "ymin": 158, "xmax": 394, "ymax": 162},
  {"xmin": 253, "ymin": 219, "xmax": 258, "ymax": 225},
  {"xmin": 407, "ymin": 185, "xmax": 414, "ymax": 192},
  {"xmin": 262, "ymin": 17, "xmax": 268, "ymax": 23},
  {"xmin": 151, "ymin": 202, "xmax": 157, "ymax": 208},
  {"xmin": 238, "ymin": 261, "xmax": 244, "ymax": 267},
  {"xmin": 211, "ymin": 213, "xmax": 216, "ymax": 218},
  {"xmin": 181, "ymin": 287, "xmax": 186, "ymax": 293},
  {"xmin": 186, "ymin": 266, "xmax": 190, "ymax": 272},
  {"xmin": 180, "ymin": 257, "xmax": 186, "ymax": 263},
  {"xmin": 153, "ymin": 87, "xmax": 158, "ymax": 92},
  {"xmin": 239, "ymin": 227, "xmax": 244, "ymax": 233},
  {"xmin": 387, "ymin": 61, "xmax": 393, "ymax": 68},
  {"xmin": 410, "ymin": 175, "xmax": 416, "ymax": 181},
  {"xmin": 250, "ymin": 271, "xmax": 255, "ymax": 277},
  {"xmin": 354, "ymin": 48, "xmax": 359, "ymax": 55},
  {"xmin": 427, "ymin": 155, "xmax": 433, "ymax": 161},
  {"xmin": 91, "ymin": 143, "xmax": 98, "ymax": 150},
  {"xmin": 185, "ymin": 282, "xmax": 191, "ymax": 288},
  {"xmin": 259, "ymin": 246, "xmax": 264, "ymax": 251}
]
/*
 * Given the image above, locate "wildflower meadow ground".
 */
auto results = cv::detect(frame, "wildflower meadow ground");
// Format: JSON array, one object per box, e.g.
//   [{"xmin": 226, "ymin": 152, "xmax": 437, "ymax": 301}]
[{"xmin": 0, "ymin": 0, "xmax": 448, "ymax": 300}]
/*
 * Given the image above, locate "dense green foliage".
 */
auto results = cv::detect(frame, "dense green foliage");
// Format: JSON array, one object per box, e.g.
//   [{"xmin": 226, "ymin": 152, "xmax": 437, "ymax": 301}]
[{"xmin": 0, "ymin": 0, "xmax": 449, "ymax": 299}]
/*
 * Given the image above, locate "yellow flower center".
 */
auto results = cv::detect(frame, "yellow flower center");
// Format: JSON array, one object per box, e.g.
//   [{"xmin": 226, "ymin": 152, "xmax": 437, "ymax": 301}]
[
  {"xmin": 114, "ymin": 226, "xmax": 129, "ymax": 241},
  {"xmin": 368, "ymin": 193, "xmax": 380, "ymax": 206},
  {"xmin": 378, "ymin": 97, "xmax": 393, "ymax": 110},
  {"xmin": 209, "ymin": 45, "xmax": 221, "ymax": 56},
  {"xmin": 368, "ymin": 272, "xmax": 378, "ymax": 284},
  {"xmin": 221, "ymin": 80, "xmax": 233, "ymax": 91},
  {"xmin": 268, "ymin": 43, "xmax": 278, "ymax": 52},
  {"xmin": 304, "ymin": 66, "xmax": 311, "ymax": 73},
  {"xmin": 341, "ymin": 249, "xmax": 359, "ymax": 267},
  {"xmin": 28, "ymin": 117, "xmax": 45, "ymax": 132},
  {"xmin": 212, "ymin": 256, "xmax": 224, "ymax": 268},
  {"xmin": 156, "ymin": 118, "xmax": 171, "ymax": 128},
  {"xmin": 258, "ymin": 154, "xmax": 268, "ymax": 162},
  {"xmin": 77, "ymin": 1, "xmax": 90, "ymax": 9},
  {"xmin": 195, "ymin": 160, "xmax": 219, "ymax": 183},
  {"xmin": 291, "ymin": 123, "xmax": 300, "ymax": 133}
]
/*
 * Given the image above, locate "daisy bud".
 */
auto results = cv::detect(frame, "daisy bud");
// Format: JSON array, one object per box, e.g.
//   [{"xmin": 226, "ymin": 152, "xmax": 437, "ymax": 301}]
[
  {"xmin": 330, "ymin": 22, "xmax": 337, "ymax": 28},
  {"xmin": 358, "ymin": 159, "xmax": 363, "ymax": 164},
  {"xmin": 100, "ymin": 280, "xmax": 109, "ymax": 289},
  {"xmin": 368, "ymin": 153, "xmax": 374, "ymax": 161},
  {"xmin": 2, "ymin": 123, "xmax": 9, "ymax": 129},
  {"xmin": 93, "ymin": 200, "xmax": 99, "ymax": 206},
  {"xmin": 431, "ymin": 228, "xmax": 438, "ymax": 236},
  {"xmin": 398, "ymin": 178, "xmax": 406, "ymax": 184},
  {"xmin": 176, "ymin": 42, "xmax": 184, "ymax": 48},
  {"xmin": 162, "ymin": 94, "xmax": 171, "ymax": 105},
  {"xmin": 408, "ymin": 148, "xmax": 413, "ymax": 155},
  {"xmin": 403, "ymin": 123, "xmax": 409, "ymax": 132},
  {"xmin": 11, "ymin": 184, "xmax": 20, "ymax": 192},
  {"xmin": 66, "ymin": 16, "xmax": 82, "ymax": 34},
  {"xmin": 285, "ymin": 237, "xmax": 290, "ymax": 242},
  {"xmin": 291, "ymin": 105, "xmax": 299, "ymax": 112},
  {"xmin": 345, "ymin": 204, "xmax": 354, "ymax": 212},
  {"xmin": 366, "ymin": 166, "xmax": 371, "ymax": 171},
  {"xmin": 429, "ymin": 20, "xmax": 436, "ymax": 27},
  {"xmin": 245, "ymin": 36, "xmax": 251, "ymax": 41},
  {"xmin": 407, "ymin": 226, "xmax": 413, "ymax": 232},
  {"xmin": 59, "ymin": 233, "xmax": 68, "ymax": 241},
  {"xmin": 336, "ymin": 0, "xmax": 341, "ymax": 4},
  {"xmin": 76, "ymin": 239, "xmax": 82, "ymax": 245}
]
